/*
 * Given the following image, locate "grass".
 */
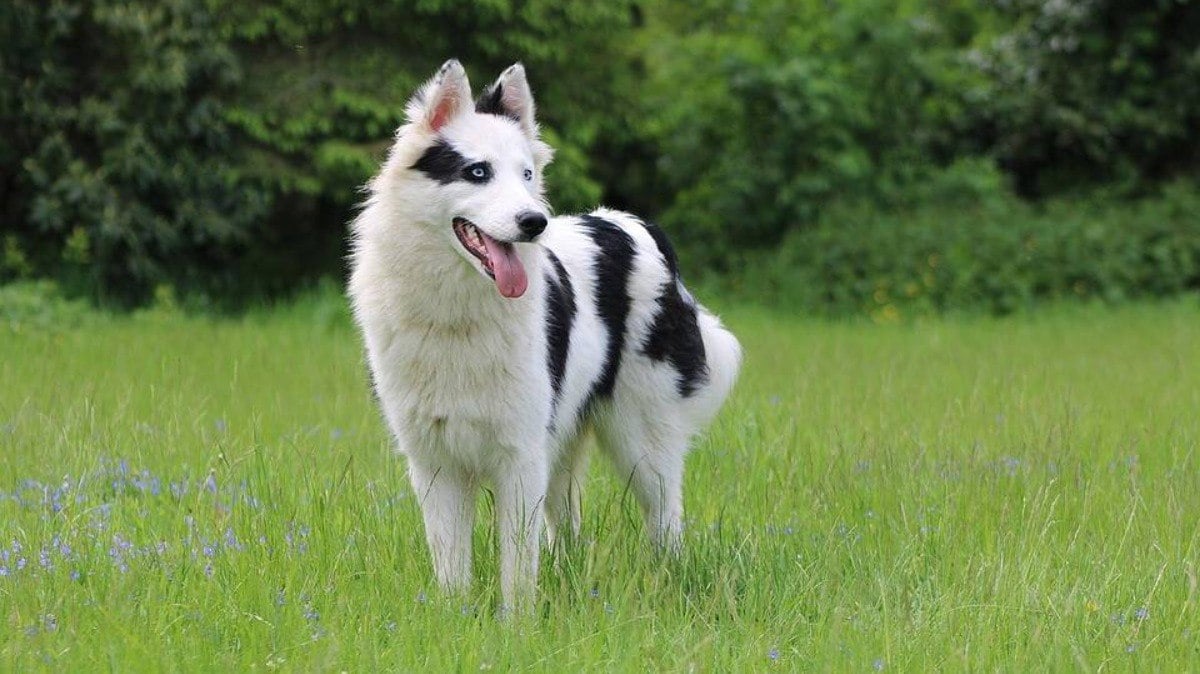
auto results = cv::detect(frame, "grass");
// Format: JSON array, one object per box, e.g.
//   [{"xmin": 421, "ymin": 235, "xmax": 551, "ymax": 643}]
[{"xmin": 2, "ymin": 292, "xmax": 1198, "ymax": 671}]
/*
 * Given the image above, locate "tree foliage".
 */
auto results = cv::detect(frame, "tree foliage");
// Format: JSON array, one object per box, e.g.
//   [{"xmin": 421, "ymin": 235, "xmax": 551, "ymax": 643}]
[
  {"xmin": 1, "ymin": 0, "xmax": 269, "ymax": 305},
  {"xmin": 637, "ymin": 0, "xmax": 992, "ymax": 262},
  {"xmin": 976, "ymin": 0, "xmax": 1200, "ymax": 196},
  {"xmin": 2, "ymin": 0, "xmax": 1197, "ymax": 310}
]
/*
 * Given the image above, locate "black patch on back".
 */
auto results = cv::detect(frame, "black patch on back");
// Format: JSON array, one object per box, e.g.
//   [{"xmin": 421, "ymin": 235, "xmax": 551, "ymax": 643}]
[
  {"xmin": 641, "ymin": 221, "xmax": 680, "ymax": 278},
  {"xmin": 544, "ymin": 251, "xmax": 576, "ymax": 427},
  {"xmin": 475, "ymin": 83, "xmax": 519, "ymax": 122},
  {"xmin": 638, "ymin": 221, "xmax": 708, "ymax": 397},
  {"xmin": 411, "ymin": 139, "xmax": 468, "ymax": 184},
  {"xmin": 580, "ymin": 216, "xmax": 636, "ymax": 406}
]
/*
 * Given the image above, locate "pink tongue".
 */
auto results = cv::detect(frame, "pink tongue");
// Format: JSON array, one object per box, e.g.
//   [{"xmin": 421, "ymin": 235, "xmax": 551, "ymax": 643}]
[{"xmin": 481, "ymin": 233, "xmax": 528, "ymax": 298}]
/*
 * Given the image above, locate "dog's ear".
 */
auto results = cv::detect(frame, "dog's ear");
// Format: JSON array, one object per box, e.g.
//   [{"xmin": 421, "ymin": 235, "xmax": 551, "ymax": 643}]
[
  {"xmin": 408, "ymin": 59, "xmax": 473, "ymax": 133},
  {"xmin": 476, "ymin": 63, "xmax": 539, "ymax": 139}
]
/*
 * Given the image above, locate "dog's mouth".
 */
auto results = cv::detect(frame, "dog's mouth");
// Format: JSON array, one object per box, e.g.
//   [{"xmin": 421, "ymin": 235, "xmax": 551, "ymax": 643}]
[{"xmin": 452, "ymin": 217, "xmax": 528, "ymax": 299}]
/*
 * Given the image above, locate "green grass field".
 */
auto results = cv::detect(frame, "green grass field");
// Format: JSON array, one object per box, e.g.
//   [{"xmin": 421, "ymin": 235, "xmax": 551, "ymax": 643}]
[{"xmin": 2, "ymin": 296, "xmax": 1198, "ymax": 671}]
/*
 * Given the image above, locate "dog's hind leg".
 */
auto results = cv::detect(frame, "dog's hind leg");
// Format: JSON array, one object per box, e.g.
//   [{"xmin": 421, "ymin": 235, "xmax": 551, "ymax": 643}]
[
  {"xmin": 545, "ymin": 436, "xmax": 590, "ymax": 550},
  {"xmin": 494, "ymin": 456, "xmax": 548, "ymax": 611},
  {"xmin": 408, "ymin": 460, "xmax": 475, "ymax": 592},
  {"xmin": 596, "ymin": 412, "xmax": 687, "ymax": 552}
]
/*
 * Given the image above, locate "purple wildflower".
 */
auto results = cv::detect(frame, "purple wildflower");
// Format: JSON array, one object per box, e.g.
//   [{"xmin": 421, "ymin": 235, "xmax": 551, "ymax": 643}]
[
  {"xmin": 1134, "ymin": 607, "xmax": 1149, "ymax": 621},
  {"xmin": 873, "ymin": 658, "xmax": 886, "ymax": 671},
  {"xmin": 768, "ymin": 648, "xmax": 779, "ymax": 661}
]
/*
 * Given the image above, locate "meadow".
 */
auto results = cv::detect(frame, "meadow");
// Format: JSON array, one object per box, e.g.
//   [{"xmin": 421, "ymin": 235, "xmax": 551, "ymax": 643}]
[{"xmin": 2, "ymin": 295, "xmax": 1198, "ymax": 671}]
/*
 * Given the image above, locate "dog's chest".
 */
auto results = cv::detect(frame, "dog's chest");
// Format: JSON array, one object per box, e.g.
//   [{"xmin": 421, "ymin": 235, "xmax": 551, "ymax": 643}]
[{"xmin": 370, "ymin": 314, "xmax": 552, "ymax": 458}]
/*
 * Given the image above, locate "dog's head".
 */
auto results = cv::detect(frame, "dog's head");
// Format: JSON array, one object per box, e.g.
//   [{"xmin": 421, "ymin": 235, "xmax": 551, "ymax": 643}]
[{"xmin": 387, "ymin": 60, "xmax": 554, "ymax": 299}]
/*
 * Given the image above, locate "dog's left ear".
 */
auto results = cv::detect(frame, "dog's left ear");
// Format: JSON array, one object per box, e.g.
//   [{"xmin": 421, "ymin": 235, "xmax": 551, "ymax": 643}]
[{"xmin": 476, "ymin": 63, "xmax": 539, "ymax": 139}]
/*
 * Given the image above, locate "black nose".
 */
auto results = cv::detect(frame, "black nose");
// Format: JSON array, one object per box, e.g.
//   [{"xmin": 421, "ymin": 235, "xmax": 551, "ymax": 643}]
[{"xmin": 516, "ymin": 211, "xmax": 548, "ymax": 240}]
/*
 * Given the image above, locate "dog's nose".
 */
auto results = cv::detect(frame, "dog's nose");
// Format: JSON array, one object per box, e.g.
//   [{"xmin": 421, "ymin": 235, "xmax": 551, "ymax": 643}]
[{"xmin": 516, "ymin": 211, "xmax": 548, "ymax": 240}]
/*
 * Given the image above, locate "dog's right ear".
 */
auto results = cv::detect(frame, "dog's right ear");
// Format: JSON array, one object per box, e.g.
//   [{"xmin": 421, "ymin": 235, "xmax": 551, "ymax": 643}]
[{"xmin": 407, "ymin": 59, "xmax": 473, "ymax": 133}]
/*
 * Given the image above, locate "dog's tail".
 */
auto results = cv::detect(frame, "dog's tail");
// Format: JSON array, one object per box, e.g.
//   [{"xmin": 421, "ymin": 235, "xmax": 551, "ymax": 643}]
[{"xmin": 685, "ymin": 309, "xmax": 742, "ymax": 428}]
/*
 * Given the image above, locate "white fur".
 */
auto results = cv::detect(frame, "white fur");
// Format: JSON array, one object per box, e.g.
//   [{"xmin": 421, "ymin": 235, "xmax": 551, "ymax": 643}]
[{"xmin": 348, "ymin": 60, "xmax": 741, "ymax": 609}]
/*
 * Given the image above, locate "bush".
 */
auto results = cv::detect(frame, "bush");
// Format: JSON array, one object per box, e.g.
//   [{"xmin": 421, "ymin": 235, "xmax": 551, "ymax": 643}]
[
  {"xmin": 726, "ymin": 180, "xmax": 1200, "ymax": 319},
  {"xmin": 1, "ymin": 0, "xmax": 270, "ymax": 305},
  {"xmin": 641, "ymin": 0, "xmax": 989, "ymax": 267},
  {"xmin": 973, "ymin": 0, "xmax": 1200, "ymax": 196},
  {"xmin": 0, "ymin": 280, "xmax": 98, "ymax": 331}
]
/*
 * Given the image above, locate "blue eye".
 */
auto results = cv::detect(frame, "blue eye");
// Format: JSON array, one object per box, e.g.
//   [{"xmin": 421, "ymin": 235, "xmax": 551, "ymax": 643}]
[
  {"xmin": 523, "ymin": 168, "xmax": 533, "ymax": 182},
  {"xmin": 463, "ymin": 162, "xmax": 492, "ymax": 183}
]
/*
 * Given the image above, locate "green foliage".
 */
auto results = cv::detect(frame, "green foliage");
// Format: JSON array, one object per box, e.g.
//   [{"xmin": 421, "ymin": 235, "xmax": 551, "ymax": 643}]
[
  {"xmin": 975, "ymin": 0, "xmax": 1200, "ymax": 196},
  {"xmin": 209, "ymin": 0, "xmax": 639, "ymax": 215},
  {"xmin": 3, "ymin": 0, "xmax": 1198, "ymax": 312},
  {"xmin": 641, "ymin": 0, "xmax": 990, "ymax": 262},
  {"xmin": 729, "ymin": 179, "xmax": 1200, "ymax": 319},
  {"xmin": 0, "ymin": 280, "xmax": 98, "ymax": 331},
  {"xmin": 1, "ymin": 0, "xmax": 270, "ymax": 305}
]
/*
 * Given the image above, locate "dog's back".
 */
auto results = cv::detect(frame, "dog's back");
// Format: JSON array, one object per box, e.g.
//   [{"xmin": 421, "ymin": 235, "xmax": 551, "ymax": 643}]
[{"xmin": 535, "ymin": 207, "xmax": 740, "ymax": 446}]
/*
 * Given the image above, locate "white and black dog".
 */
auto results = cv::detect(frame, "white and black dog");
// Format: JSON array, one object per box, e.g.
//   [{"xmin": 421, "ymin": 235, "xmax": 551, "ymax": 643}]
[{"xmin": 348, "ymin": 60, "xmax": 741, "ymax": 606}]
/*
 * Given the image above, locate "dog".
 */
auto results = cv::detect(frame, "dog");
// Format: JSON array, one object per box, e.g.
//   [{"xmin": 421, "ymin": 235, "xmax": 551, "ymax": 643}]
[{"xmin": 348, "ymin": 60, "xmax": 741, "ymax": 607}]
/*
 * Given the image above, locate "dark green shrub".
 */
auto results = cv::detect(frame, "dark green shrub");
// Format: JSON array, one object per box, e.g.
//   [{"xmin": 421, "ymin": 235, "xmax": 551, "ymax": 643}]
[
  {"xmin": 1, "ymin": 0, "xmax": 270, "ymax": 305},
  {"xmin": 975, "ymin": 0, "xmax": 1200, "ymax": 196},
  {"xmin": 730, "ymin": 181, "xmax": 1200, "ymax": 319},
  {"xmin": 641, "ymin": 0, "xmax": 990, "ymax": 267}
]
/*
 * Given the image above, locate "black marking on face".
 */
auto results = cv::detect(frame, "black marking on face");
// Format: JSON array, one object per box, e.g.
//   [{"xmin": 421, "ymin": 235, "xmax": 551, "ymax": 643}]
[
  {"xmin": 476, "ymin": 82, "xmax": 519, "ymax": 122},
  {"xmin": 544, "ymin": 251, "xmax": 576, "ymax": 428},
  {"xmin": 411, "ymin": 139, "xmax": 468, "ymax": 184},
  {"xmin": 412, "ymin": 140, "xmax": 493, "ymax": 185},
  {"xmin": 580, "ymin": 216, "xmax": 636, "ymax": 406},
  {"xmin": 638, "ymin": 220, "xmax": 708, "ymax": 397}
]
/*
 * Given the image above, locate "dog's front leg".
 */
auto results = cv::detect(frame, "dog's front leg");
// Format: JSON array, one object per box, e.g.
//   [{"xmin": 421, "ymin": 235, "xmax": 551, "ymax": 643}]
[
  {"xmin": 408, "ymin": 460, "xmax": 475, "ymax": 593},
  {"xmin": 495, "ymin": 456, "xmax": 547, "ymax": 612}
]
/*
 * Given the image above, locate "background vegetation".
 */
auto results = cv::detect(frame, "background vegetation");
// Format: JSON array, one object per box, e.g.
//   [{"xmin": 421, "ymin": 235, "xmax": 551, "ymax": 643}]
[{"xmin": 2, "ymin": 0, "xmax": 1199, "ymax": 311}]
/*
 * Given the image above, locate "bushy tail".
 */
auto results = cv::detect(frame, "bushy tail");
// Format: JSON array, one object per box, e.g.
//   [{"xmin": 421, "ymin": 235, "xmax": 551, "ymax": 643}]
[{"xmin": 687, "ymin": 309, "xmax": 742, "ymax": 427}]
